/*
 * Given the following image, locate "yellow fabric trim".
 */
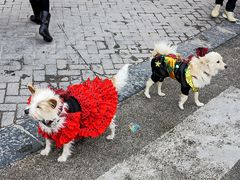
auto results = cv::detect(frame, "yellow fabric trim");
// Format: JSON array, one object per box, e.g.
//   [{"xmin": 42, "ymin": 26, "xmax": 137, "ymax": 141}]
[
  {"xmin": 185, "ymin": 67, "xmax": 198, "ymax": 92},
  {"xmin": 165, "ymin": 57, "xmax": 176, "ymax": 69},
  {"xmin": 165, "ymin": 56, "xmax": 176, "ymax": 79}
]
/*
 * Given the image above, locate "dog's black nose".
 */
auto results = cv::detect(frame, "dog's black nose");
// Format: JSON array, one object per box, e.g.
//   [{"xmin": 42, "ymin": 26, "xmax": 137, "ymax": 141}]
[
  {"xmin": 224, "ymin": 65, "xmax": 227, "ymax": 69},
  {"xmin": 24, "ymin": 109, "xmax": 29, "ymax": 115}
]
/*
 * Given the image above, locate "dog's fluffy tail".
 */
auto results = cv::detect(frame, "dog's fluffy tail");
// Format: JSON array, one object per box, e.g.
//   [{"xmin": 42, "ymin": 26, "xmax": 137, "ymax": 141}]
[
  {"xmin": 112, "ymin": 64, "xmax": 130, "ymax": 92},
  {"xmin": 151, "ymin": 42, "xmax": 177, "ymax": 57}
]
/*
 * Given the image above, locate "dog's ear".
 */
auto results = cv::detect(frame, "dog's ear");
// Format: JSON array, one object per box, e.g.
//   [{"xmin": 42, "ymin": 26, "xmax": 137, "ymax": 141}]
[
  {"xmin": 48, "ymin": 99, "xmax": 57, "ymax": 109},
  {"xmin": 27, "ymin": 84, "xmax": 36, "ymax": 94},
  {"xmin": 200, "ymin": 58, "xmax": 208, "ymax": 65},
  {"xmin": 204, "ymin": 58, "xmax": 211, "ymax": 65},
  {"xmin": 199, "ymin": 55, "xmax": 210, "ymax": 65}
]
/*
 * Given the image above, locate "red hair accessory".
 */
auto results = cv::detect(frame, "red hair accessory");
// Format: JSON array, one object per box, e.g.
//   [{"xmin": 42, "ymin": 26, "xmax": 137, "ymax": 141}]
[{"xmin": 196, "ymin": 47, "xmax": 208, "ymax": 57}]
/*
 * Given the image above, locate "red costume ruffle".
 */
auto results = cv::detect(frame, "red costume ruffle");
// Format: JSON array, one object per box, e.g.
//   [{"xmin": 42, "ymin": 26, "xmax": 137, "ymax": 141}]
[{"xmin": 31, "ymin": 77, "xmax": 118, "ymax": 148}]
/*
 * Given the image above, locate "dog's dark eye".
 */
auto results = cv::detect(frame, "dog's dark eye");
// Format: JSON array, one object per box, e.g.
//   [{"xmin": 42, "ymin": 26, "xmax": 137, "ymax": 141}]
[
  {"xmin": 37, "ymin": 105, "xmax": 41, "ymax": 109},
  {"xmin": 217, "ymin": 61, "xmax": 220, "ymax": 63}
]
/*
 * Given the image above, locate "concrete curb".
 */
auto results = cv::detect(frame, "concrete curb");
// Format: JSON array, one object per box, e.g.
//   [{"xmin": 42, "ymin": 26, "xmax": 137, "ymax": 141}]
[{"xmin": 0, "ymin": 20, "xmax": 239, "ymax": 168}]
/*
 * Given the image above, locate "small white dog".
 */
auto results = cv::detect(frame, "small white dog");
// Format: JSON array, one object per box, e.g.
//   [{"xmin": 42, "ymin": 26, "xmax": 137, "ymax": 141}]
[
  {"xmin": 25, "ymin": 65, "xmax": 129, "ymax": 162},
  {"xmin": 144, "ymin": 42, "xmax": 227, "ymax": 110}
]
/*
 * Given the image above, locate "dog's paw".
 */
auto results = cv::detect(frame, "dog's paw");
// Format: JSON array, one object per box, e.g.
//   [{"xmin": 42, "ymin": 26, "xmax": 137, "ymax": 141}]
[
  {"xmin": 178, "ymin": 104, "xmax": 184, "ymax": 110},
  {"xmin": 158, "ymin": 92, "xmax": 166, "ymax": 97},
  {"xmin": 106, "ymin": 135, "xmax": 114, "ymax": 140},
  {"xmin": 57, "ymin": 156, "xmax": 67, "ymax": 162},
  {"xmin": 40, "ymin": 149, "xmax": 50, "ymax": 156},
  {"xmin": 144, "ymin": 92, "xmax": 151, "ymax": 99},
  {"xmin": 196, "ymin": 102, "xmax": 204, "ymax": 107}
]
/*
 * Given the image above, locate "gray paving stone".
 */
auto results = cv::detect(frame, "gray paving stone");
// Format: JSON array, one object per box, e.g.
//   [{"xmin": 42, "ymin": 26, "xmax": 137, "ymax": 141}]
[
  {"xmin": 101, "ymin": 58, "xmax": 114, "ymax": 69},
  {"xmin": 5, "ymin": 96, "xmax": 28, "ymax": 104},
  {"xmin": 20, "ymin": 76, "xmax": 33, "ymax": 87},
  {"xmin": 114, "ymin": 63, "xmax": 127, "ymax": 69},
  {"xmin": 104, "ymin": 69, "xmax": 118, "ymax": 75},
  {"xmin": 81, "ymin": 69, "xmax": 95, "ymax": 81},
  {"xmin": 111, "ymin": 54, "xmax": 124, "ymax": 63},
  {"xmin": 1, "ymin": 112, "xmax": 15, "ymax": 127},
  {"xmin": 16, "ymin": 104, "xmax": 27, "ymax": 119},
  {"xmin": 57, "ymin": 60, "xmax": 67, "ymax": 70},
  {"xmin": 0, "ymin": 75, "xmax": 20, "ymax": 83},
  {"xmin": 87, "ymin": 44, "xmax": 99, "ymax": 54},
  {"xmin": 58, "ymin": 70, "xmax": 81, "ymax": 76},
  {"xmin": 45, "ymin": 64, "xmax": 57, "ymax": 75},
  {"xmin": 96, "ymin": 41, "xmax": 107, "ymax": 50},
  {"xmin": 19, "ymin": 88, "xmax": 30, "ymax": 96},
  {"xmin": 59, "ymin": 81, "xmax": 70, "ymax": 89},
  {"xmin": 69, "ymin": 64, "xmax": 88, "ymax": 70},
  {"xmin": 33, "ymin": 70, "xmax": 45, "ymax": 82},
  {"xmin": 91, "ymin": 64, "xmax": 104, "ymax": 75},
  {"xmin": 0, "ymin": 83, "xmax": 6, "ymax": 89},
  {"xmin": 0, "ymin": 104, "xmax": 16, "ymax": 112},
  {"xmin": 71, "ymin": 76, "xmax": 83, "ymax": 84},
  {"xmin": 0, "ymin": 90, "xmax": 5, "ymax": 103},
  {"xmin": 6, "ymin": 83, "xmax": 19, "ymax": 95}
]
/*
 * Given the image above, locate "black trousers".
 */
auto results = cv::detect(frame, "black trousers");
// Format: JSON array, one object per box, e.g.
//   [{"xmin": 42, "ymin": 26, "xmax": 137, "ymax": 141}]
[
  {"xmin": 215, "ymin": 0, "xmax": 237, "ymax": 11},
  {"xmin": 30, "ymin": 0, "xmax": 49, "ymax": 17}
]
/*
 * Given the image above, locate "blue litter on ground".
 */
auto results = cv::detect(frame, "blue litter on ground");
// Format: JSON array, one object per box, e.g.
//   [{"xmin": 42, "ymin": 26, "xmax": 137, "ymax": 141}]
[{"xmin": 129, "ymin": 123, "xmax": 141, "ymax": 133}]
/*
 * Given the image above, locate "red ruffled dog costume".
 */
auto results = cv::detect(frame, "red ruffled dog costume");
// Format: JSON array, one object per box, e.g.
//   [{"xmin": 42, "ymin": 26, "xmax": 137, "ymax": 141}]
[{"xmin": 29, "ymin": 77, "xmax": 118, "ymax": 148}]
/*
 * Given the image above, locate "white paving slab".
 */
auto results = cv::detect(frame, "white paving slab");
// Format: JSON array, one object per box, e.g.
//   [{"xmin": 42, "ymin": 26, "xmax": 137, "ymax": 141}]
[{"xmin": 98, "ymin": 86, "xmax": 240, "ymax": 180}]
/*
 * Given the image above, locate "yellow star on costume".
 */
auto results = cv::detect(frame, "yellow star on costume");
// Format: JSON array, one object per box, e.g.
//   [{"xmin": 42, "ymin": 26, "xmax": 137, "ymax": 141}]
[{"xmin": 155, "ymin": 61, "xmax": 161, "ymax": 67}]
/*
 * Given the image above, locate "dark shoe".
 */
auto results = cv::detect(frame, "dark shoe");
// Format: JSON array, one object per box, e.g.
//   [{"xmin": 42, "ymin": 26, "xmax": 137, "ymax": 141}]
[
  {"xmin": 30, "ymin": 15, "xmax": 41, "ymax": 24},
  {"xmin": 39, "ymin": 11, "xmax": 53, "ymax": 42}
]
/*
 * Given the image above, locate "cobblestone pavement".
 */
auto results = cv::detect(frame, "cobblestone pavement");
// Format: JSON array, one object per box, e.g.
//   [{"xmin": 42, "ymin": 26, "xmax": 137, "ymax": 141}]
[{"xmin": 0, "ymin": 0, "xmax": 239, "ymax": 127}]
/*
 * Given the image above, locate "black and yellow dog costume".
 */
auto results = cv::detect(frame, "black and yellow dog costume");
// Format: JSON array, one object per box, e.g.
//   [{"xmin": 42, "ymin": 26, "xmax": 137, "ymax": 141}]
[{"xmin": 150, "ymin": 54, "xmax": 197, "ymax": 96}]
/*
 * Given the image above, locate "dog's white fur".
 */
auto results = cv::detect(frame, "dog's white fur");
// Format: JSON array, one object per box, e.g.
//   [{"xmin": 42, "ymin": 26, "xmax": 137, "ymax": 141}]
[
  {"xmin": 25, "ymin": 64, "xmax": 130, "ymax": 162},
  {"xmin": 144, "ymin": 42, "xmax": 227, "ymax": 110}
]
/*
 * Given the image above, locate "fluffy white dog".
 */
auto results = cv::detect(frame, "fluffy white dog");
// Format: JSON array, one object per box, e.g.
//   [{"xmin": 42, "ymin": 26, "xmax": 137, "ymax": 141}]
[{"xmin": 144, "ymin": 42, "xmax": 227, "ymax": 110}]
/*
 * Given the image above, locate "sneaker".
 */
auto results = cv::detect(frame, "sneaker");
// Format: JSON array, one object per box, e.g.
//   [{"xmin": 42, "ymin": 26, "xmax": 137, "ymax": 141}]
[
  {"xmin": 223, "ymin": 10, "xmax": 237, "ymax": 22},
  {"xmin": 211, "ymin": 4, "xmax": 221, "ymax": 17}
]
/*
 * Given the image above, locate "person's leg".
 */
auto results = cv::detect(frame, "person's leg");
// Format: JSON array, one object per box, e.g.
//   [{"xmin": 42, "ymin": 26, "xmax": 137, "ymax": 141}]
[
  {"xmin": 29, "ymin": 0, "xmax": 41, "ymax": 24},
  {"xmin": 40, "ymin": 0, "xmax": 50, "ymax": 12},
  {"xmin": 223, "ymin": 0, "xmax": 237, "ymax": 22},
  {"xmin": 215, "ymin": 0, "xmax": 224, "ymax": 5},
  {"xmin": 39, "ymin": 0, "xmax": 53, "ymax": 42},
  {"xmin": 226, "ymin": 0, "xmax": 237, "ymax": 11}
]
